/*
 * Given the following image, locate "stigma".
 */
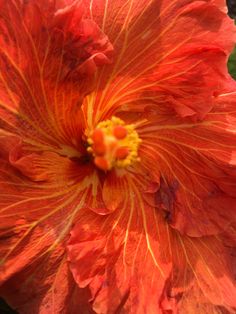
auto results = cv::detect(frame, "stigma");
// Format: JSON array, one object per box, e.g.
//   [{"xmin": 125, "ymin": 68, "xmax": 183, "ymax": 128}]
[{"xmin": 87, "ymin": 117, "xmax": 142, "ymax": 171}]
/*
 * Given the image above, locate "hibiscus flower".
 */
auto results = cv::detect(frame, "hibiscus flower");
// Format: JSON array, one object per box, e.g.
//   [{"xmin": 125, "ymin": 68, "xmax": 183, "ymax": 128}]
[{"xmin": 0, "ymin": 0, "xmax": 236, "ymax": 313}]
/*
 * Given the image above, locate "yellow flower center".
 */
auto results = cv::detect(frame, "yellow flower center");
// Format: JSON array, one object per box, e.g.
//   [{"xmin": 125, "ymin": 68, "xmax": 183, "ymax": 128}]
[{"xmin": 87, "ymin": 117, "xmax": 142, "ymax": 171}]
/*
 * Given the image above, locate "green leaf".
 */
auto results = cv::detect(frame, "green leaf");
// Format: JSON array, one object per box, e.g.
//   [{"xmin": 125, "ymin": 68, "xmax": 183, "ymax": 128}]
[{"xmin": 228, "ymin": 46, "xmax": 236, "ymax": 80}]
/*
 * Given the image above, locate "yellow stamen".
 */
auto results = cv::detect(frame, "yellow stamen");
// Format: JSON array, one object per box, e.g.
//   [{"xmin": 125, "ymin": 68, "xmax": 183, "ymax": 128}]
[{"xmin": 87, "ymin": 117, "xmax": 141, "ymax": 171}]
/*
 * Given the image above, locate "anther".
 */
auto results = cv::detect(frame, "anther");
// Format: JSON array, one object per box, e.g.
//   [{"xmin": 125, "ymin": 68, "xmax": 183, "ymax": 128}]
[{"xmin": 87, "ymin": 116, "xmax": 141, "ymax": 171}]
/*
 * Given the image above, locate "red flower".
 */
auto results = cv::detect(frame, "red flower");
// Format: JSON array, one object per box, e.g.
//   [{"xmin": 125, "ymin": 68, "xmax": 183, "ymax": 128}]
[{"xmin": 0, "ymin": 0, "xmax": 235, "ymax": 313}]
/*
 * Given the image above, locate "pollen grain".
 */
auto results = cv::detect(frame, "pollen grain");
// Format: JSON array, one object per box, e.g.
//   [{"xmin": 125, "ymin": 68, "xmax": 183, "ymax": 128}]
[{"xmin": 87, "ymin": 117, "xmax": 141, "ymax": 171}]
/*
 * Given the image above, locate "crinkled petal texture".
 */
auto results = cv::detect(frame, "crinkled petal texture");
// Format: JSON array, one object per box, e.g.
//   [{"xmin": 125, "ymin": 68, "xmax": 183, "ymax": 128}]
[
  {"xmin": 0, "ymin": 0, "xmax": 112, "ymax": 312},
  {"xmin": 0, "ymin": 0, "xmax": 236, "ymax": 314},
  {"xmin": 68, "ymin": 206, "xmax": 236, "ymax": 313},
  {"xmin": 68, "ymin": 0, "xmax": 236, "ymax": 313}
]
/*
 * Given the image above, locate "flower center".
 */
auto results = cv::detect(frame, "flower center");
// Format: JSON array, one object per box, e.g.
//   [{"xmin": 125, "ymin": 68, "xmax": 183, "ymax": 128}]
[{"xmin": 87, "ymin": 117, "xmax": 141, "ymax": 171}]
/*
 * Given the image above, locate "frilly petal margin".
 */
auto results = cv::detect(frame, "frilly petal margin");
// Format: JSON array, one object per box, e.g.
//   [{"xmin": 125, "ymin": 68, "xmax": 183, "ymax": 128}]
[
  {"xmin": 0, "ymin": 260, "xmax": 95, "ymax": 314},
  {"xmin": 67, "ymin": 174, "xmax": 172, "ymax": 314},
  {"xmin": 67, "ymin": 173, "xmax": 236, "ymax": 313},
  {"xmin": 0, "ymin": 1, "xmax": 114, "ymax": 311},
  {"xmin": 135, "ymin": 81, "xmax": 236, "ymax": 237},
  {"xmin": 0, "ymin": 142, "xmax": 99, "ymax": 312},
  {"xmin": 82, "ymin": 0, "xmax": 235, "ymax": 126},
  {"xmin": 0, "ymin": 0, "xmax": 113, "ymax": 149}
]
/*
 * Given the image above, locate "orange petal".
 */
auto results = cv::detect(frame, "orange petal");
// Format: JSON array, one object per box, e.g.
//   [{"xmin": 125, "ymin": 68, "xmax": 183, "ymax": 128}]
[
  {"xmin": 67, "ymin": 177, "xmax": 172, "ymax": 313},
  {"xmin": 0, "ymin": 146, "xmax": 96, "ymax": 312},
  {"xmin": 169, "ymin": 231, "xmax": 236, "ymax": 312},
  {"xmin": 0, "ymin": 258, "xmax": 93, "ymax": 314},
  {"xmin": 137, "ymin": 84, "xmax": 236, "ymax": 237},
  {"xmin": 82, "ymin": 0, "xmax": 235, "ymax": 123},
  {"xmin": 0, "ymin": 0, "xmax": 113, "ymax": 150},
  {"xmin": 102, "ymin": 170, "xmax": 125, "ymax": 212},
  {"xmin": 68, "ymin": 172, "xmax": 236, "ymax": 313}
]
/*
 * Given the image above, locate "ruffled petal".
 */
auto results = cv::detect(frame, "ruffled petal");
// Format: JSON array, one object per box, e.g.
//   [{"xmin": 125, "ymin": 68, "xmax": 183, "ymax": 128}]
[
  {"xmin": 102, "ymin": 170, "xmax": 129, "ymax": 212},
  {"xmin": 163, "ymin": 231, "xmax": 236, "ymax": 312},
  {"xmin": 136, "ymin": 81, "xmax": 236, "ymax": 237},
  {"xmin": 0, "ymin": 0, "xmax": 113, "ymax": 149},
  {"xmin": 68, "ymin": 171, "xmax": 236, "ymax": 313},
  {"xmin": 0, "ymin": 258, "xmax": 94, "ymax": 314},
  {"xmin": 82, "ymin": 0, "xmax": 235, "ymax": 125},
  {"xmin": 67, "ymin": 172, "xmax": 172, "ymax": 313},
  {"xmin": 0, "ymin": 2, "xmax": 114, "ymax": 309},
  {"xmin": 0, "ymin": 145, "xmax": 98, "ymax": 311}
]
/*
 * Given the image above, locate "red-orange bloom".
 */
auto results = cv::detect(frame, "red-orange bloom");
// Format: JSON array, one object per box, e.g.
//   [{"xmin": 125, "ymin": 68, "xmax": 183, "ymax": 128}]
[{"xmin": 0, "ymin": 1, "xmax": 236, "ymax": 313}]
